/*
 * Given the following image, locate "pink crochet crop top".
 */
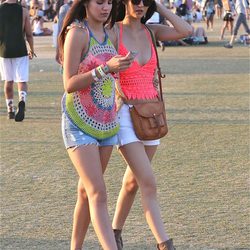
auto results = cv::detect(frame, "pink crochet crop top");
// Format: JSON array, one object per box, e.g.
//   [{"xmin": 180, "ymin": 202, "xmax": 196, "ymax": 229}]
[{"xmin": 118, "ymin": 24, "xmax": 158, "ymax": 100}]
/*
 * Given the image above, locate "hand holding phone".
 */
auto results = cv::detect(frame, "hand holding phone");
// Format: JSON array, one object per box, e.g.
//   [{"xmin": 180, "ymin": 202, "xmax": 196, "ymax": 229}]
[{"xmin": 125, "ymin": 51, "xmax": 138, "ymax": 60}]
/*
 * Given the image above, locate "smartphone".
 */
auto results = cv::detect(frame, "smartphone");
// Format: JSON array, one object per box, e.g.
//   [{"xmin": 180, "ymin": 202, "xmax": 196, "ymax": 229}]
[{"xmin": 126, "ymin": 51, "xmax": 138, "ymax": 59}]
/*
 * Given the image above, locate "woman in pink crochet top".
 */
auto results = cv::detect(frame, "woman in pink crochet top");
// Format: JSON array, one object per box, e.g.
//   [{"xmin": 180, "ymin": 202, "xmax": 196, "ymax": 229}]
[{"xmin": 109, "ymin": 1, "xmax": 192, "ymax": 249}]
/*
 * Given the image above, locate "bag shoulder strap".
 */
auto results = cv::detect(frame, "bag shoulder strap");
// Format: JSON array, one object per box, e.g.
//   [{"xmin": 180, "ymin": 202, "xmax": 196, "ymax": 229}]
[{"xmin": 144, "ymin": 24, "xmax": 166, "ymax": 101}]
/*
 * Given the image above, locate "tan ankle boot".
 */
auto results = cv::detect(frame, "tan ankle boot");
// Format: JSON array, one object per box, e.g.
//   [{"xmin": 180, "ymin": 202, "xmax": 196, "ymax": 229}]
[
  {"xmin": 113, "ymin": 229, "xmax": 123, "ymax": 250},
  {"xmin": 157, "ymin": 239, "xmax": 176, "ymax": 250}
]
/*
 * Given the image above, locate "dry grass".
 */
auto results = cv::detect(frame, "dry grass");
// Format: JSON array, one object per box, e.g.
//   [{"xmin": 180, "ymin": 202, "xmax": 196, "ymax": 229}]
[{"xmin": 0, "ymin": 19, "xmax": 249, "ymax": 249}]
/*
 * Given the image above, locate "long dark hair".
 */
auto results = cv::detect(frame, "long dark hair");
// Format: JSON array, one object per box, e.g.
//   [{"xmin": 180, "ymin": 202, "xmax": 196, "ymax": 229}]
[
  {"xmin": 116, "ymin": 0, "xmax": 156, "ymax": 23},
  {"xmin": 58, "ymin": 0, "xmax": 118, "ymax": 58}
]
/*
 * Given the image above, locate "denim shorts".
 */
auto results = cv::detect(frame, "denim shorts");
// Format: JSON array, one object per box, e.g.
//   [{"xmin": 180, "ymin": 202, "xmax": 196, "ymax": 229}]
[
  {"xmin": 117, "ymin": 104, "xmax": 160, "ymax": 147},
  {"xmin": 61, "ymin": 113, "xmax": 118, "ymax": 149}
]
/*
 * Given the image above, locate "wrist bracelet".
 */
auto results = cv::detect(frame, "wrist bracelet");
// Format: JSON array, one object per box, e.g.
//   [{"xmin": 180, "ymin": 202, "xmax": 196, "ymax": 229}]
[
  {"xmin": 96, "ymin": 65, "xmax": 106, "ymax": 78},
  {"xmin": 91, "ymin": 68, "xmax": 99, "ymax": 82},
  {"xmin": 102, "ymin": 62, "xmax": 110, "ymax": 74}
]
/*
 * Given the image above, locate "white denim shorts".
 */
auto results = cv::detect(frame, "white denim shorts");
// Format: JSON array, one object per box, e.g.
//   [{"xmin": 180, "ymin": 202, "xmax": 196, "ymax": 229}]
[
  {"xmin": 117, "ymin": 104, "xmax": 160, "ymax": 147},
  {"xmin": 0, "ymin": 56, "xmax": 29, "ymax": 82},
  {"xmin": 62, "ymin": 113, "xmax": 118, "ymax": 149}
]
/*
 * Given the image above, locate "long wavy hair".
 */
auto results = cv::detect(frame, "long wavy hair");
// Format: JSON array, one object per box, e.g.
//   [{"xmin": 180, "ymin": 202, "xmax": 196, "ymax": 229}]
[
  {"xmin": 58, "ymin": 0, "xmax": 118, "ymax": 59},
  {"xmin": 116, "ymin": 0, "xmax": 156, "ymax": 23}
]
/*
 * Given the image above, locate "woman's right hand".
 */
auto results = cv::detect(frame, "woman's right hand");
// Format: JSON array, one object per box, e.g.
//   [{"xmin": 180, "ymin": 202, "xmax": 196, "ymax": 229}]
[{"xmin": 106, "ymin": 54, "xmax": 134, "ymax": 73}]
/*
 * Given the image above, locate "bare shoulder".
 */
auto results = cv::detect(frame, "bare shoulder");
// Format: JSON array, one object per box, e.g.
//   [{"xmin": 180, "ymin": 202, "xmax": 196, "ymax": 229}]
[
  {"xmin": 65, "ymin": 22, "xmax": 89, "ymax": 50},
  {"xmin": 67, "ymin": 21, "xmax": 88, "ymax": 32},
  {"xmin": 66, "ymin": 22, "xmax": 88, "ymax": 42}
]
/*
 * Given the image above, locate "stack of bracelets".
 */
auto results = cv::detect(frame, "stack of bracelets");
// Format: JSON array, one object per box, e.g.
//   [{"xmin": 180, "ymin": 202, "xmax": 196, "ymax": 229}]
[{"xmin": 91, "ymin": 62, "xmax": 110, "ymax": 82}]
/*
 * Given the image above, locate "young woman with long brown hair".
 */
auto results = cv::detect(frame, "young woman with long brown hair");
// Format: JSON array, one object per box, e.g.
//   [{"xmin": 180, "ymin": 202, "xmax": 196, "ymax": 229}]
[{"xmin": 58, "ymin": 0, "xmax": 133, "ymax": 248}]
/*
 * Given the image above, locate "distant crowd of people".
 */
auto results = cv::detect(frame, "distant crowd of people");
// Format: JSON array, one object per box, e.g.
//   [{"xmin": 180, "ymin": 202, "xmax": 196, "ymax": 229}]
[
  {"xmin": 0, "ymin": 0, "xmax": 249, "ymax": 45},
  {"xmin": 0, "ymin": 0, "xmax": 249, "ymax": 121},
  {"xmin": 147, "ymin": 0, "xmax": 249, "ymax": 49}
]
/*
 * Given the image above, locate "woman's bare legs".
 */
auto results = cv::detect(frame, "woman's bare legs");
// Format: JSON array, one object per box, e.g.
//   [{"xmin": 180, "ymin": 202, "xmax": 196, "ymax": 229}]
[
  {"xmin": 68, "ymin": 145, "xmax": 117, "ymax": 250},
  {"xmin": 71, "ymin": 179, "xmax": 90, "ymax": 250},
  {"xmin": 118, "ymin": 142, "xmax": 169, "ymax": 243},
  {"xmin": 206, "ymin": 14, "xmax": 214, "ymax": 30},
  {"xmin": 229, "ymin": 21, "xmax": 234, "ymax": 35},
  {"xmin": 220, "ymin": 21, "xmax": 228, "ymax": 39},
  {"xmin": 112, "ymin": 145, "xmax": 157, "ymax": 230},
  {"xmin": 221, "ymin": 20, "xmax": 234, "ymax": 39},
  {"xmin": 71, "ymin": 146, "xmax": 113, "ymax": 250}
]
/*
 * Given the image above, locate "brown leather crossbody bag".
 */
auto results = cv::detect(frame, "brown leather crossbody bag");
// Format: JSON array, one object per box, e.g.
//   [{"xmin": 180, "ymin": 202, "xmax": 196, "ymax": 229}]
[{"xmin": 127, "ymin": 25, "xmax": 168, "ymax": 140}]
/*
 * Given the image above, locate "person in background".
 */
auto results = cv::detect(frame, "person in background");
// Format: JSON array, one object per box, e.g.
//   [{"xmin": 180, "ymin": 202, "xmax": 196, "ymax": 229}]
[
  {"xmin": 183, "ymin": 0, "xmax": 193, "ymax": 24},
  {"xmin": 29, "ymin": 0, "xmax": 41, "ymax": 17},
  {"xmin": 31, "ymin": 9, "xmax": 53, "ymax": 36},
  {"xmin": 172, "ymin": 0, "xmax": 182, "ymax": 14},
  {"xmin": 224, "ymin": 0, "xmax": 250, "ymax": 47},
  {"xmin": 54, "ymin": 0, "xmax": 65, "ymax": 19},
  {"xmin": 215, "ymin": 0, "xmax": 223, "ymax": 18},
  {"xmin": 55, "ymin": 0, "xmax": 73, "ymax": 63},
  {"xmin": 0, "ymin": 0, "xmax": 35, "ymax": 121},
  {"xmin": 41, "ymin": 0, "xmax": 52, "ymax": 20},
  {"xmin": 193, "ymin": 1, "xmax": 203, "ymax": 22},
  {"xmin": 51, "ymin": 0, "xmax": 65, "ymax": 47},
  {"xmin": 220, "ymin": 0, "xmax": 235, "ymax": 40},
  {"xmin": 192, "ymin": 26, "xmax": 208, "ymax": 43},
  {"xmin": 58, "ymin": 0, "xmax": 133, "ymax": 248},
  {"xmin": 203, "ymin": 0, "xmax": 216, "ymax": 30}
]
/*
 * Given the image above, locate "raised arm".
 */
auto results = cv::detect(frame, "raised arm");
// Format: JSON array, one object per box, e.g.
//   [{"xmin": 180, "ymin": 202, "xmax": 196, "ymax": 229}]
[{"xmin": 148, "ymin": 1, "xmax": 192, "ymax": 41}]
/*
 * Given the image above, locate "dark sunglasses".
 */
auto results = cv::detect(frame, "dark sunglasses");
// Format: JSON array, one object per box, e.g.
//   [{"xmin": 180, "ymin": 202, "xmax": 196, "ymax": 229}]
[{"xmin": 131, "ymin": 0, "xmax": 153, "ymax": 7}]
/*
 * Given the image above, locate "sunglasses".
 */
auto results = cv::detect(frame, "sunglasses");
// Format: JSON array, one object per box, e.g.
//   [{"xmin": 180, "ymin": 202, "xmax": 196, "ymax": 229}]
[{"xmin": 131, "ymin": 0, "xmax": 153, "ymax": 7}]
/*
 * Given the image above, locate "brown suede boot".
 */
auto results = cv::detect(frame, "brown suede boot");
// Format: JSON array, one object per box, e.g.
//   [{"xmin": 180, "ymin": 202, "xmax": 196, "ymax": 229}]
[
  {"xmin": 113, "ymin": 229, "xmax": 123, "ymax": 250},
  {"xmin": 157, "ymin": 239, "xmax": 176, "ymax": 250}
]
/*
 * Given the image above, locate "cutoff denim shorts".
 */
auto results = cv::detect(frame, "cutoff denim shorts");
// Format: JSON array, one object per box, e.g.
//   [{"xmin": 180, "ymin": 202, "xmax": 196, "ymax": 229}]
[
  {"xmin": 117, "ymin": 104, "xmax": 160, "ymax": 147},
  {"xmin": 61, "ymin": 113, "xmax": 118, "ymax": 149}
]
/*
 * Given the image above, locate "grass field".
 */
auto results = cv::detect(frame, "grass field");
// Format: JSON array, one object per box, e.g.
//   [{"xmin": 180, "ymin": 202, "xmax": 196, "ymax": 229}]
[{"xmin": 0, "ymin": 19, "xmax": 249, "ymax": 250}]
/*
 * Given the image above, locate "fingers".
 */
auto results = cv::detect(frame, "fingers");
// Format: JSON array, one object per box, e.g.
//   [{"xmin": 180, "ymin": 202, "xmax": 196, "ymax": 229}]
[
  {"xmin": 118, "ymin": 59, "xmax": 133, "ymax": 71},
  {"xmin": 28, "ymin": 51, "xmax": 37, "ymax": 60},
  {"xmin": 108, "ymin": 54, "xmax": 134, "ymax": 72}
]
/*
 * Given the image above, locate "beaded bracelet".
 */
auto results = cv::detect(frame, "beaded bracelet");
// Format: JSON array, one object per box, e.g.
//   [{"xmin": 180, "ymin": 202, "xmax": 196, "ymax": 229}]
[
  {"xmin": 96, "ymin": 65, "xmax": 106, "ymax": 78},
  {"xmin": 91, "ymin": 68, "xmax": 99, "ymax": 82},
  {"xmin": 102, "ymin": 62, "xmax": 110, "ymax": 74}
]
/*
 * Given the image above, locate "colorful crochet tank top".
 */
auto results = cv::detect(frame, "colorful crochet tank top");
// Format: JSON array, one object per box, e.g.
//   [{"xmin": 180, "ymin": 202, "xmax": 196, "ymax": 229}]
[
  {"xmin": 118, "ymin": 24, "xmax": 158, "ymax": 100},
  {"xmin": 63, "ymin": 21, "xmax": 119, "ymax": 139}
]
